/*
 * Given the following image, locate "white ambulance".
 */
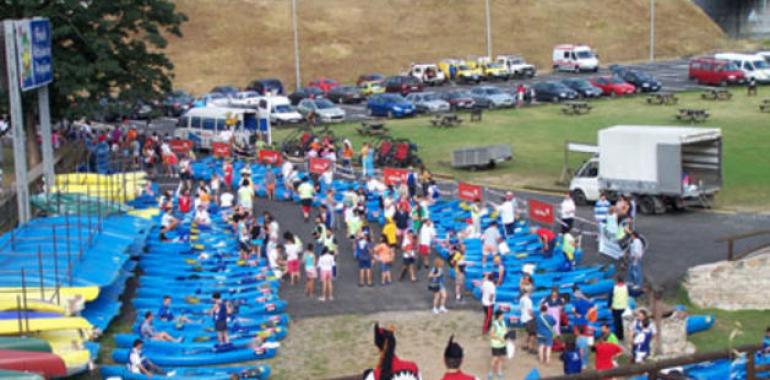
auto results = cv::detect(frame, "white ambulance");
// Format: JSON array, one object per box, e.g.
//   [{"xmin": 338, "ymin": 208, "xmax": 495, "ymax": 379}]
[{"xmin": 552, "ymin": 44, "xmax": 599, "ymax": 72}]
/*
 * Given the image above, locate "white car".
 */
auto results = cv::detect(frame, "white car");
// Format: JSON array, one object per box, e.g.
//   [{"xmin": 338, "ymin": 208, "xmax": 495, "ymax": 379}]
[
  {"xmin": 269, "ymin": 99, "xmax": 303, "ymax": 125},
  {"xmin": 229, "ymin": 91, "xmax": 262, "ymax": 107},
  {"xmin": 405, "ymin": 92, "xmax": 450, "ymax": 113},
  {"xmin": 407, "ymin": 64, "xmax": 446, "ymax": 86},
  {"xmin": 297, "ymin": 98, "xmax": 346, "ymax": 123}
]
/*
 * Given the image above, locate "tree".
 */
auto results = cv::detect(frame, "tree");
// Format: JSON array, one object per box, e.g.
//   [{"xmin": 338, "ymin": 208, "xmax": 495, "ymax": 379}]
[{"xmin": 1, "ymin": 0, "xmax": 186, "ymax": 165}]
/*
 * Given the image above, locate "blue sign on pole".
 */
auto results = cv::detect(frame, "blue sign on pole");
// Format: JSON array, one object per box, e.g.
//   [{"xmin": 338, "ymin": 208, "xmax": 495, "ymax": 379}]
[
  {"xmin": 258, "ymin": 117, "xmax": 269, "ymax": 132},
  {"xmin": 15, "ymin": 18, "xmax": 53, "ymax": 91}
]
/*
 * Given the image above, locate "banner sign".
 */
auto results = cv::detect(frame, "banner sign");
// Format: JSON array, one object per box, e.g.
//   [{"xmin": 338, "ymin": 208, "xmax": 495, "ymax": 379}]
[
  {"xmin": 211, "ymin": 142, "xmax": 231, "ymax": 158},
  {"xmin": 15, "ymin": 18, "xmax": 53, "ymax": 91},
  {"xmin": 308, "ymin": 157, "xmax": 331, "ymax": 174},
  {"xmin": 382, "ymin": 168, "xmax": 408, "ymax": 186},
  {"xmin": 457, "ymin": 182, "xmax": 483, "ymax": 202},
  {"xmin": 169, "ymin": 139, "xmax": 193, "ymax": 155},
  {"xmin": 528, "ymin": 198, "xmax": 555, "ymax": 226},
  {"xmin": 258, "ymin": 150, "xmax": 282, "ymax": 165}
]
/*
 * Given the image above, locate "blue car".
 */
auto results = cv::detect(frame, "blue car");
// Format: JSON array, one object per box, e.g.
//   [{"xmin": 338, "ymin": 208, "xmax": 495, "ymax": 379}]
[{"xmin": 367, "ymin": 93, "xmax": 416, "ymax": 118}]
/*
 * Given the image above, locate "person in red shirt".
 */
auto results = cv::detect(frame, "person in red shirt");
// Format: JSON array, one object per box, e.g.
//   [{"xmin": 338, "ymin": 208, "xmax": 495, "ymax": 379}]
[
  {"xmin": 364, "ymin": 324, "xmax": 421, "ymax": 380},
  {"xmin": 531, "ymin": 227, "xmax": 557, "ymax": 257},
  {"xmin": 440, "ymin": 335, "xmax": 478, "ymax": 380},
  {"xmin": 222, "ymin": 160, "xmax": 233, "ymax": 191},
  {"xmin": 178, "ymin": 189, "xmax": 192, "ymax": 213},
  {"xmin": 594, "ymin": 335, "xmax": 624, "ymax": 372}
]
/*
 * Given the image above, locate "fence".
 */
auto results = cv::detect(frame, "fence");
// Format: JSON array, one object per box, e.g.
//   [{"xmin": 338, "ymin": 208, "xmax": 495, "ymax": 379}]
[{"xmin": 717, "ymin": 229, "xmax": 770, "ymax": 261}]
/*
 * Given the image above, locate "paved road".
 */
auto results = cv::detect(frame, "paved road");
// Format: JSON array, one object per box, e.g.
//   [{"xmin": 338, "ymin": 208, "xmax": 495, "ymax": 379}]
[{"xmin": 251, "ymin": 198, "xmax": 478, "ymax": 319}]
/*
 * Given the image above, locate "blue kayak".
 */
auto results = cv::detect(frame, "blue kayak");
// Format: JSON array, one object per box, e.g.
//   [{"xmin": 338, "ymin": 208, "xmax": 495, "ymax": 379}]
[
  {"xmin": 111, "ymin": 345, "xmax": 277, "ymax": 366},
  {"xmin": 100, "ymin": 364, "xmax": 271, "ymax": 380}
]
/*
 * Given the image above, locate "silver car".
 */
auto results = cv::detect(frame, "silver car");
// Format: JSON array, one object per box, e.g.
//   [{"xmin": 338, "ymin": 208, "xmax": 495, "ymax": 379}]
[
  {"xmin": 405, "ymin": 92, "xmax": 451, "ymax": 113},
  {"xmin": 297, "ymin": 98, "xmax": 346, "ymax": 123},
  {"xmin": 469, "ymin": 86, "xmax": 515, "ymax": 108}
]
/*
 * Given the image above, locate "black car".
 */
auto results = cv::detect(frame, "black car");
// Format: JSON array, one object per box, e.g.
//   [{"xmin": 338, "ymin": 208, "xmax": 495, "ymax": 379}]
[
  {"xmin": 327, "ymin": 85, "xmax": 364, "ymax": 104},
  {"xmin": 246, "ymin": 78, "xmax": 284, "ymax": 95},
  {"xmin": 560, "ymin": 78, "xmax": 603, "ymax": 98},
  {"xmin": 382, "ymin": 75, "xmax": 424, "ymax": 96},
  {"xmin": 532, "ymin": 81, "xmax": 579, "ymax": 102},
  {"xmin": 210, "ymin": 85, "xmax": 239, "ymax": 97},
  {"xmin": 288, "ymin": 86, "xmax": 323, "ymax": 105},
  {"xmin": 612, "ymin": 68, "xmax": 662, "ymax": 92},
  {"xmin": 162, "ymin": 90, "xmax": 193, "ymax": 117}
]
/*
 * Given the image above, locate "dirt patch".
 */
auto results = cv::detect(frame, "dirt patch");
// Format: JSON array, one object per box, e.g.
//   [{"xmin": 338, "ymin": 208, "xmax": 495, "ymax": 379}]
[
  {"xmin": 167, "ymin": 0, "xmax": 724, "ymax": 94},
  {"xmin": 271, "ymin": 310, "xmax": 562, "ymax": 379}
]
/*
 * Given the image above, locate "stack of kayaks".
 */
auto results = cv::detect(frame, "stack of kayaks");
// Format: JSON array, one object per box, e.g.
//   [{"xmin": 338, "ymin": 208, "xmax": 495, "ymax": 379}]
[
  {"xmin": 104, "ymin": 201, "xmax": 282, "ymax": 379},
  {"xmin": 51, "ymin": 172, "xmax": 149, "ymax": 203},
  {"xmin": 0, "ymin": 181, "xmax": 155, "ymax": 377}
]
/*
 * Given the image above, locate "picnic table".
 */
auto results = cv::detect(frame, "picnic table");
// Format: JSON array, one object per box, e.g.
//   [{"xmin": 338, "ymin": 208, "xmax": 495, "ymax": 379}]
[
  {"xmin": 675, "ymin": 108, "xmax": 710, "ymax": 123},
  {"xmin": 561, "ymin": 101, "xmax": 593, "ymax": 115},
  {"xmin": 701, "ymin": 88, "xmax": 732, "ymax": 101},
  {"xmin": 357, "ymin": 120, "xmax": 389, "ymax": 136},
  {"xmin": 646, "ymin": 92, "xmax": 679, "ymax": 105},
  {"xmin": 470, "ymin": 108, "xmax": 483, "ymax": 122},
  {"xmin": 430, "ymin": 113, "xmax": 463, "ymax": 128},
  {"xmin": 760, "ymin": 99, "xmax": 770, "ymax": 113}
]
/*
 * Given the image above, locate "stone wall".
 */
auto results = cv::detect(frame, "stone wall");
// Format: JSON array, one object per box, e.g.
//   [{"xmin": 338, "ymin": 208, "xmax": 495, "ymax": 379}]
[{"xmin": 684, "ymin": 252, "xmax": 770, "ymax": 310}]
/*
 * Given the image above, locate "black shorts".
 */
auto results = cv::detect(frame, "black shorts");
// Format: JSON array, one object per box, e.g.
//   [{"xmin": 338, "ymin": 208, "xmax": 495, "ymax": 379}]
[
  {"xmin": 525, "ymin": 319, "xmax": 536, "ymax": 336},
  {"xmin": 491, "ymin": 347, "xmax": 507, "ymax": 357},
  {"xmin": 215, "ymin": 320, "xmax": 227, "ymax": 332},
  {"xmin": 180, "ymin": 172, "xmax": 191, "ymax": 180},
  {"xmin": 238, "ymin": 241, "xmax": 250, "ymax": 252},
  {"xmin": 301, "ymin": 198, "xmax": 312, "ymax": 207}
]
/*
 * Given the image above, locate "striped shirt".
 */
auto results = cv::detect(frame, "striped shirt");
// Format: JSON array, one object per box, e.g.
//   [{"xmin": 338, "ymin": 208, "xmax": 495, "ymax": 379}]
[{"xmin": 594, "ymin": 199, "xmax": 610, "ymax": 223}]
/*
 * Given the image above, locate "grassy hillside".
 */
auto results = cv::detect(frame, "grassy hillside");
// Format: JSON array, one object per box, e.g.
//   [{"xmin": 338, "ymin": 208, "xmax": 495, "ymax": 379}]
[{"xmin": 167, "ymin": 0, "xmax": 725, "ymax": 94}]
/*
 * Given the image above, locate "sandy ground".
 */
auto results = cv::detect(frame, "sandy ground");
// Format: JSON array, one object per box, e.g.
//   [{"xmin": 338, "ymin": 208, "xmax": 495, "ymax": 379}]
[{"xmin": 270, "ymin": 310, "xmax": 562, "ymax": 379}]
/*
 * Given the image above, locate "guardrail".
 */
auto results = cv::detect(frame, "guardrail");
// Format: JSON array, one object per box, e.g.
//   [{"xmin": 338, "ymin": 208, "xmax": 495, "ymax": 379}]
[{"xmin": 717, "ymin": 229, "xmax": 770, "ymax": 261}]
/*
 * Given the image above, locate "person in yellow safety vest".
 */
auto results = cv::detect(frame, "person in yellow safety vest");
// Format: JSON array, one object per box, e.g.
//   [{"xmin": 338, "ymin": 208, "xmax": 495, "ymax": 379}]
[
  {"xmin": 561, "ymin": 231, "xmax": 576, "ymax": 271},
  {"xmin": 608, "ymin": 276, "xmax": 629, "ymax": 341}
]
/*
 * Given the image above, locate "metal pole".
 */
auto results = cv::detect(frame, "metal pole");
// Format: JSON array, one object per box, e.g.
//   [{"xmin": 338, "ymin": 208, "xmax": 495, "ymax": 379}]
[
  {"xmin": 51, "ymin": 226, "xmax": 60, "ymax": 305},
  {"xmin": 485, "ymin": 0, "xmax": 493, "ymax": 58},
  {"xmin": 649, "ymin": 0, "xmax": 655, "ymax": 62},
  {"xmin": 3, "ymin": 21, "xmax": 31, "ymax": 223},
  {"xmin": 38, "ymin": 86, "xmax": 55, "ymax": 190},
  {"xmin": 65, "ymin": 212, "xmax": 72, "ymax": 286},
  {"xmin": 21, "ymin": 269, "xmax": 29, "ymax": 332},
  {"xmin": 36, "ymin": 246, "xmax": 44, "ymax": 300},
  {"xmin": 291, "ymin": 0, "xmax": 301, "ymax": 91}
]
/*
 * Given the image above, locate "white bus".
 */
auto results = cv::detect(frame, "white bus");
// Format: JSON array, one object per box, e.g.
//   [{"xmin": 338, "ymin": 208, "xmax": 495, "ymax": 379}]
[{"xmin": 175, "ymin": 107, "xmax": 258, "ymax": 150}]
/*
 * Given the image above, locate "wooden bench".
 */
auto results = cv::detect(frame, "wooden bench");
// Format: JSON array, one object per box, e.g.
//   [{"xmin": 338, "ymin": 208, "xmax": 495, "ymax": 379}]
[
  {"xmin": 470, "ymin": 108, "xmax": 483, "ymax": 122},
  {"xmin": 675, "ymin": 108, "xmax": 710, "ymax": 123},
  {"xmin": 701, "ymin": 89, "xmax": 732, "ymax": 101},
  {"xmin": 646, "ymin": 92, "xmax": 679, "ymax": 105},
  {"xmin": 357, "ymin": 121, "xmax": 389, "ymax": 136},
  {"xmin": 561, "ymin": 101, "xmax": 593, "ymax": 115},
  {"xmin": 430, "ymin": 113, "xmax": 463, "ymax": 128},
  {"xmin": 760, "ymin": 99, "xmax": 770, "ymax": 113}
]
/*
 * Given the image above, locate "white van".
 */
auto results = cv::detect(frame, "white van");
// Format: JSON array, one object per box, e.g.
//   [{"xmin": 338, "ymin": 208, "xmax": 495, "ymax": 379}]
[
  {"xmin": 714, "ymin": 53, "xmax": 770, "ymax": 83},
  {"xmin": 176, "ymin": 107, "xmax": 257, "ymax": 149},
  {"xmin": 264, "ymin": 96, "xmax": 303, "ymax": 125},
  {"xmin": 552, "ymin": 44, "xmax": 599, "ymax": 72}
]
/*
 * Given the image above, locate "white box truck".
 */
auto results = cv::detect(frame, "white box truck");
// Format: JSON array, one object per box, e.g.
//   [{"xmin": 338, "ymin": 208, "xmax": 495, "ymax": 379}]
[
  {"xmin": 553, "ymin": 44, "xmax": 599, "ymax": 72},
  {"xmin": 569, "ymin": 126, "xmax": 722, "ymax": 214}
]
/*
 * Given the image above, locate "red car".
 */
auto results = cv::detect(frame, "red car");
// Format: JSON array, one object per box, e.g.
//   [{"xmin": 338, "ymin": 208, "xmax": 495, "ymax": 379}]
[
  {"xmin": 591, "ymin": 76, "xmax": 636, "ymax": 97},
  {"xmin": 308, "ymin": 78, "xmax": 339, "ymax": 94},
  {"xmin": 688, "ymin": 57, "xmax": 745, "ymax": 86}
]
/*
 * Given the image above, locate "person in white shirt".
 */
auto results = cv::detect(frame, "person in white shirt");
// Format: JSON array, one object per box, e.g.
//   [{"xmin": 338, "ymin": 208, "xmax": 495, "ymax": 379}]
[
  {"xmin": 128, "ymin": 339, "xmax": 166, "ymax": 376},
  {"xmin": 481, "ymin": 221, "xmax": 502, "ymax": 266},
  {"xmin": 497, "ymin": 192, "xmax": 517, "ymax": 237},
  {"xmin": 220, "ymin": 191, "xmax": 234, "ymax": 208},
  {"xmin": 194, "ymin": 206, "xmax": 211, "ymax": 226},
  {"xmin": 519, "ymin": 290, "xmax": 536, "ymax": 353},
  {"xmin": 628, "ymin": 230, "xmax": 644, "ymax": 289},
  {"xmin": 317, "ymin": 249, "xmax": 335, "ymax": 302},
  {"xmin": 418, "ymin": 219, "xmax": 437, "ymax": 269},
  {"xmin": 480, "ymin": 273, "xmax": 496, "ymax": 335},
  {"xmin": 560, "ymin": 192, "xmax": 576, "ymax": 233},
  {"xmin": 284, "ymin": 232, "xmax": 301, "ymax": 285},
  {"xmin": 237, "ymin": 180, "xmax": 254, "ymax": 212}
]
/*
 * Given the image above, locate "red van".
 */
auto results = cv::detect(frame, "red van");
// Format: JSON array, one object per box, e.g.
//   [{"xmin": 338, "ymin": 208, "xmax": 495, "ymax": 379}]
[{"xmin": 688, "ymin": 58, "xmax": 745, "ymax": 86}]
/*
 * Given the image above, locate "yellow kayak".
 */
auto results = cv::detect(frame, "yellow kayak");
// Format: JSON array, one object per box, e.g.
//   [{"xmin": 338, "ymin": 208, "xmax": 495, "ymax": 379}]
[
  {"xmin": 128, "ymin": 208, "xmax": 160, "ymax": 219},
  {"xmin": 0, "ymin": 286, "xmax": 99, "ymax": 302},
  {"xmin": 0, "ymin": 300, "xmax": 66, "ymax": 314},
  {"xmin": 0, "ymin": 317, "xmax": 92, "ymax": 335},
  {"xmin": 38, "ymin": 330, "xmax": 92, "ymax": 372},
  {"xmin": 55, "ymin": 172, "xmax": 147, "ymax": 186}
]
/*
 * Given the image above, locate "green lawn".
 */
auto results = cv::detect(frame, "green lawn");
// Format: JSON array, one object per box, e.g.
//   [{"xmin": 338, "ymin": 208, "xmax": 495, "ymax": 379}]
[
  {"xmin": 274, "ymin": 89, "xmax": 770, "ymax": 211},
  {"xmin": 672, "ymin": 287, "xmax": 770, "ymax": 353}
]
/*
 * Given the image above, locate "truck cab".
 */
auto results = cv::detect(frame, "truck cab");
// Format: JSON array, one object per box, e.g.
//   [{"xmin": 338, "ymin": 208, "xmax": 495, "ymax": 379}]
[
  {"xmin": 553, "ymin": 44, "xmax": 599, "ymax": 72},
  {"xmin": 474, "ymin": 56, "xmax": 509, "ymax": 81},
  {"xmin": 496, "ymin": 55, "xmax": 536, "ymax": 78},
  {"xmin": 408, "ymin": 63, "xmax": 446, "ymax": 86},
  {"xmin": 569, "ymin": 157, "xmax": 600, "ymax": 204}
]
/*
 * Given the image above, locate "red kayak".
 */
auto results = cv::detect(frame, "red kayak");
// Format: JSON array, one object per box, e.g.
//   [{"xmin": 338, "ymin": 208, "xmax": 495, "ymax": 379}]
[{"xmin": 0, "ymin": 349, "xmax": 66, "ymax": 379}]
